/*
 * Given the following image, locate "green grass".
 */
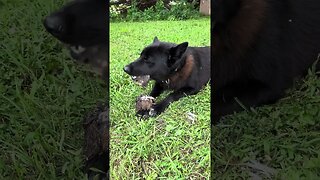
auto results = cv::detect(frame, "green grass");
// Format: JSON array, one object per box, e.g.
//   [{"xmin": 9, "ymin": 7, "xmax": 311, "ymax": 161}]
[
  {"xmin": 213, "ymin": 65, "xmax": 320, "ymax": 179},
  {"xmin": 0, "ymin": 0, "xmax": 106, "ymax": 178},
  {"xmin": 3, "ymin": 0, "xmax": 318, "ymax": 179},
  {"xmin": 110, "ymin": 19, "xmax": 211, "ymax": 179}
]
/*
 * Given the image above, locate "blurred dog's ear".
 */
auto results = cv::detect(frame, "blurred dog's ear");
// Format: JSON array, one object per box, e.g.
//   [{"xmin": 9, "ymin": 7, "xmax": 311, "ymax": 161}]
[{"xmin": 153, "ymin": 36, "xmax": 159, "ymax": 43}]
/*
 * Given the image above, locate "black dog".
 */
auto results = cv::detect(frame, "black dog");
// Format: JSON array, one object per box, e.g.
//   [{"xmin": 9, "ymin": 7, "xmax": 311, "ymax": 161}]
[
  {"xmin": 43, "ymin": 0, "xmax": 108, "ymax": 79},
  {"xmin": 43, "ymin": 0, "xmax": 109, "ymax": 179},
  {"xmin": 212, "ymin": 0, "xmax": 320, "ymax": 122},
  {"xmin": 124, "ymin": 37, "xmax": 211, "ymax": 117}
]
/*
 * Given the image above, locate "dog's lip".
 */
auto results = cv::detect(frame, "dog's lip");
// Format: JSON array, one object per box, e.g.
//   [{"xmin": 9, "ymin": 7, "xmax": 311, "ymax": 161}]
[
  {"xmin": 129, "ymin": 74, "xmax": 150, "ymax": 78},
  {"xmin": 131, "ymin": 75, "xmax": 150, "ymax": 80},
  {"xmin": 124, "ymin": 70, "xmax": 148, "ymax": 76}
]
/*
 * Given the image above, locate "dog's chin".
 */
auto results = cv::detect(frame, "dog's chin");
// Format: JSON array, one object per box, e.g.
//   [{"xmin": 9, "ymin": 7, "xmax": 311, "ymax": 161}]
[{"xmin": 65, "ymin": 44, "xmax": 108, "ymax": 79}]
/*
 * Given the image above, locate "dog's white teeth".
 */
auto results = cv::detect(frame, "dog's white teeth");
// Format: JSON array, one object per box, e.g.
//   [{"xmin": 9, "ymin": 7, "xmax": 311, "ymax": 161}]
[
  {"xmin": 70, "ymin": 45, "xmax": 86, "ymax": 54},
  {"xmin": 78, "ymin": 45, "xmax": 86, "ymax": 51},
  {"xmin": 132, "ymin": 76, "xmax": 137, "ymax": 80},
  {"xmin": 70, "ymin": 46, "xmax": 77, "ymax": 52}
]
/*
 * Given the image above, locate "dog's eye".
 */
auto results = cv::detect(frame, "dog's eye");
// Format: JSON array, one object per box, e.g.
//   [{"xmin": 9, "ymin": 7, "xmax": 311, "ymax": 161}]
[
  {"xmin": 143, "ymin": 56, "xmax": 149, "ymax": 61},
  {"xmin": 143, "ymin": 56, "xmax": 154, "ymax": 65}
]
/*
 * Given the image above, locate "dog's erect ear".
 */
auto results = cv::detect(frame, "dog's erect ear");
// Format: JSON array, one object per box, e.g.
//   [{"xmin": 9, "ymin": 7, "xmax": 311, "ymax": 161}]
[
  {"xmin": 170, "ymin": 42, "xmax": 188, "ymax": 58},
  {"xmin": 153, "ymin": 36, "xmax": 159, "ymax": 43},
  {"xmin": 168, "ymin": 42, "xmax": 188, "ymax": 67}
]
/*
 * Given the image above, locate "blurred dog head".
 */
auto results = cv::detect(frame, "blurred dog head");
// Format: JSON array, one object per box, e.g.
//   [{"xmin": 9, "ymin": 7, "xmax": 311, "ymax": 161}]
[{"xmin": 43, "ymin": 0, "xmax": 108, "ymax": 79}]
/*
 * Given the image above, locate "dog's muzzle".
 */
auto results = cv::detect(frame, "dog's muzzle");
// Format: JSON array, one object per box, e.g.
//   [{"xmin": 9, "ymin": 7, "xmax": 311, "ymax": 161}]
[{"xmin": 123, "ymin": 65, "xmax": 131, "ymax": 74}]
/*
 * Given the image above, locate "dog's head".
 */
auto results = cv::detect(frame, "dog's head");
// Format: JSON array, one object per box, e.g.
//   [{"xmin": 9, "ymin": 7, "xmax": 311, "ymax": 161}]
[
  {"xmin": 43, "ymin": 0, "xmax": 108, "ymax": 78},
  {"xmin": 124, "ymin": 37, "xmax": 189, "ymax": 81}
]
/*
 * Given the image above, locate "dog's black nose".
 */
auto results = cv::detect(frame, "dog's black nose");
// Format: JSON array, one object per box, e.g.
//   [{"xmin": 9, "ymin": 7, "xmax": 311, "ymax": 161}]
[
  {"xmin": 43, "ymin": 15, "xmax": 65, "ymax": 36},
  {"xmin": 123, "ymin": 66, "xmax": 131, "ymax": 73}
]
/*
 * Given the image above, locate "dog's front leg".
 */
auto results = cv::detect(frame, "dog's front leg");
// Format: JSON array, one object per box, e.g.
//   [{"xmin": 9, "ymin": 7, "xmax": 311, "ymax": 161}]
[
  {"xmin": 213, "ymin": 86, "xmax": 283, "ymax": 124},
  {"xmin": 150, "ymin": 88, "xmax": 197, "ymax": 116},
  {"xmin": 149, "ymin": 82, "xmax": 164, "ymax": 98},
  {"xmin": 136, "ymin": 82, "xmax": 164, "ymax": 117}
]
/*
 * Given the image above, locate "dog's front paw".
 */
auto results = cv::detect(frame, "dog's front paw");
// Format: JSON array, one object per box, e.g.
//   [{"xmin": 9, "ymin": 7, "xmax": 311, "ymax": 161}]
[
  {"xmin": 148, "ymin": 107, "xmax": 157, "ymax": 117},
  {"xmin": 149, "ymin": 104, "xmax": 166, "ymax": 117},
  {"xmin": 136, "ymin": 109, "xmax": 156, "ymax": 118},
  {"xmin": 136, "ymin": 109, "xmax": 150, "ymax": 118}
]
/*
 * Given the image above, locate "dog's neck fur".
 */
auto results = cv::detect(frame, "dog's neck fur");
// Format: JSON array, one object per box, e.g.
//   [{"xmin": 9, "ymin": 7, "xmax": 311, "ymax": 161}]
[
  {"xmin": 213, "ymin": 0, "xmax": 267, "ymax": 58},
  {"xmin": 161, "ymin": 55, "xmax": 194, "ymax": 89}
]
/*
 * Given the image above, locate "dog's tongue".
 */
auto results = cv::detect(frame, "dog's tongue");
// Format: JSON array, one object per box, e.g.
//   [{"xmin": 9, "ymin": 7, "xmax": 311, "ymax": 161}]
[{"xmin": 131, "ymin": 75, "xmax": 150, "ymax": 87}]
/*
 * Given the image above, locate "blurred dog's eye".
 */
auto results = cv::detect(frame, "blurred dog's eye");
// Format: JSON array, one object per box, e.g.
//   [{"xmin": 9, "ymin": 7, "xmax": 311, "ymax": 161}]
[{"xmin": 143, "ymin": 56, "xmax": 154, "ymax": 65}]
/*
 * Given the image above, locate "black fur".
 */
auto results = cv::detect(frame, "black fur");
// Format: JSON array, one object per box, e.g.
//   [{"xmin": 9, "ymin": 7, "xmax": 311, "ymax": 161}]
[
  {"xmin": 43, "ymin": 0, "xmax": 107, "ymax": 46},
  {"xmin": 124, "ymin": 37, "xmax": 211, "ymax": 117},
  {"xmin": 43, "ymin": 0, "xmax": 109, "ymax": 179},
  {"xmin": 212, "ymin": 0, "xmax": 320, "ymax": 122},
  {"xmin": 43, "ymin": 0, "xmax": 108, "ymax": 78}
]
